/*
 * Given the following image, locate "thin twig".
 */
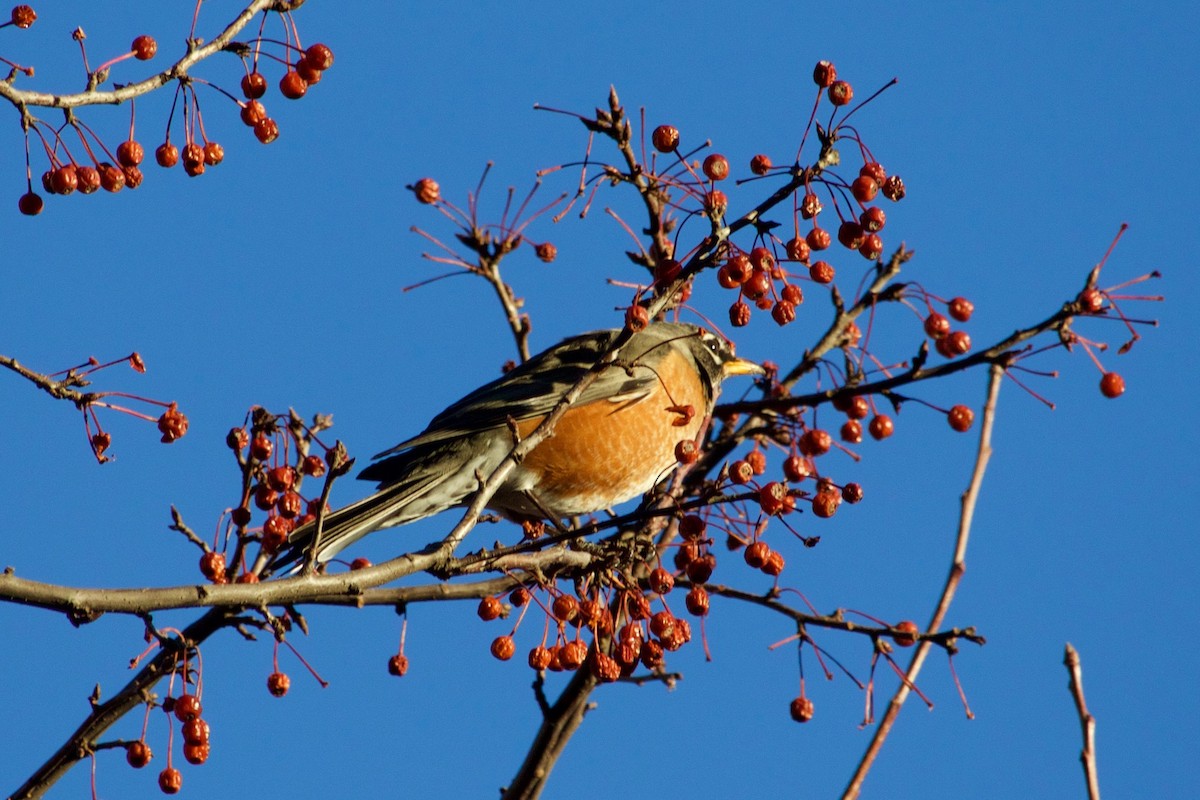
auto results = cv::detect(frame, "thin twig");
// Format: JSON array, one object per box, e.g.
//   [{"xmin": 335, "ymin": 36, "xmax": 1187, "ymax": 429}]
[
  {"xmin": 840, "ymin": 362, "xmax": 1003, "ymax": 799},
  {"xmin": 1064, "ymin": 643, "xmax": 1102, "ymax": 800}
]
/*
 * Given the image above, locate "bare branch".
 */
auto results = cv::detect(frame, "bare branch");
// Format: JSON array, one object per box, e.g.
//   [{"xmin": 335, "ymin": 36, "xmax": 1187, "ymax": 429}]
[
  {"xmin": 1064, "ymin": 643, "xmax": 1102, "ymax": 800},
  {"xmin": 841, "ymin": 362, "xmax": 1003, "ymax": 799}
]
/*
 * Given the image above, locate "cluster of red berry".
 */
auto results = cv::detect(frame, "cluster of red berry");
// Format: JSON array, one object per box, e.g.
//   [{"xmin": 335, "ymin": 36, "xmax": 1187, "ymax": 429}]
[
  {"xmin": 122, "ymin": 688, "xmax": 209, "ymax": 795},
  {"xmin": 6, "ymin": 3, "xmax": 332, "ymax": 214},
  {"xmin": 210, "ymin": 414, "xmax": 342, "ymax": 584}
]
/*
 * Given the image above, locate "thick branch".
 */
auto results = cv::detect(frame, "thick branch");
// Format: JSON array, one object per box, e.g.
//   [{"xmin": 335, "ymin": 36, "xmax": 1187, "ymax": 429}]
[{"xmin": 503, "ymin": 669, "xmax": 598, "ymax": 800}]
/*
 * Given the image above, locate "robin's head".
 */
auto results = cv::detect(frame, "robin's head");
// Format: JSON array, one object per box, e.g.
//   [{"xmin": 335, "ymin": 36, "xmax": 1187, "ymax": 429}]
[{"xmin": 632, "ymin": 322, "xmax": 764, "ymax": 397}]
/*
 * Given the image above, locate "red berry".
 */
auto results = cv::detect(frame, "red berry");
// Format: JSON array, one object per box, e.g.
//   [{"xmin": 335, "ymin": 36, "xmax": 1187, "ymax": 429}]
[
  {"xmin": 199, "ymin": 551, "xmax": 227, "ymax": 583},
  {"xmin": 50, "ymin": 165, "xmax": 78, "ymax": 195},
  {"xmin": 648, "ymin": 567, "xmax": 675, "ymax": 595},
  {"xmin": 790, "ymin": 696, "xmax": 814, "ymax": 722},
  {"xmin": 806, "ymin": 226, "xmax": 831, "ymax": 251},
  {"xmin": 749, "ymin": 153, "xmax": 772, "ymax": 175},
  {"xmin": 758, "ymin": 481, "xmax": 788, "ymax": 515},
  {"xmin": 702, "ymin": 153, "xmax": 729, "ymax": 181},
  {"xmin": 860, "ymin": 162, "xmax": 887, "ymax": 184},
  {"xmin": 860, "ymin": 206, "xmax": 886, "ymax": 232},
  {"xmin": 535, "ymin": 242, "xmax": 557, "ymax": 262},
  {"xmin": 116, "ymin": 140, "xmax": 144, "ymax": 167},
  {"xmin": 413, "ymin": 177, "xmax": 440, "ymax": 204},
  {"xmin": 847, "ymin": 395, "xmax": 870, "ymax": 420},
  {"xmin": 947, "ymin": 405, "xmax": 974, "ymax": 432},
  {"xmin": 651, "ymin": 124, "xmax": 679, "ymax": 152},
  {"xmin": 948, "ymin": 296, "xmax": 975, "ymax": 322},
  {"xmin": 851, "ymin": 175, "xmax": 878, "ymax": 203},
  {"xmin": 489, "ymin": 635, "xmax": 516, "ymax": 660},
  {"xmin": 552, "ymin": 594, "xmax": 579, "ymax": 622},
  {"xmin": 10, "ymin": 5, "xmax": 35, "ymax": 28},
  {"xmin": 625, "ymin": 303, "xmax": 650, "ymax": 332},
  {"xmin": 99, "ymin": 163, "xmax": 125, "ymax": 192},
  {"xmin": 1077, "ymin": 288, "xmax": 1104, "ymax": 313},
  {"xmin": 17, "ymin": 191, "xmax": 42, "ymax": 216},
  {"xmin": 181, "ymin": 717, "xmax": 210, "ymax": 745},
  {"xmin": 726, "ymin": 254, "xmax": 753, "ymax": 284},
  {"xmin": 840, "ymin": 419, "xmax": 863, "ymax": 444},
  {"xmin": 728, "ymin": 300, "xmax": 751, "ymax": 328},
  {"xmin": 674, "ymin": 438, "xmax": 698, "ymax": 465},
  {"xmin": 785, "ymin": 236, "xmax": 810, "ymax": 263},
  {"xmin": 858, "ymin": 233, "xmax": 883, "ymax": 261},
  {"xmin": 729, "ymin": 459, "xmax": 755, "ymax": 485},
  {"xmin": 156, "ymin": 404, "xmax": 188, "ymax": 442},
  {"xmin": 126, "ymin": 741, "xmax": 152, "ymax": 769},
  {"xmin": 771, "ymin": 300, "xmax": 796, "ymax": 326},
  {"xmin": 837, "ymin": 220, "xmax": 865, "ymax": 250},
  {"xmin": 809, "ymin": 260, "xmax": 835, "ymax": 284},
  {"xmin": 799, "ymin": 428, "xmax": 832, "ymax": 457},
  {"xmin": 387, "ymin": 654, "xmax": 409, "ymax": 676},
  {"xmin": 155, "ymin": 143, "xmax": 179, "ymax": 168},
  {"xmin": 882, "ymin": 175, "xmax": 906, "ymax": 201},
  {"xmin": 240, "ymin": 99, "xmax": 267, "ymax": 127},
  {"xmin": 686, "ymin": 553, "xmax": 716, "ymax": 584},
  {"xmin": 267, "ymin": 671, "xmax": 290, "ymax": 697},
  {"xmin": 203, "ymin": 141, "xmax": 224, "ymax": 166},
  {"xmin": 1100, "ymin": 372, "xmax": 1125, "ymax": 398},
  {"xmin": 253, "ymin": 117, "xmax": 280, "ymax": 144},
  {"xmin": 305, "ymin": 43, "xmax": 335, "ymax": 71},
  {"xmin": 301, "ymin": 454, "xmax": 325, "ymax": 477},
  {"xmin": 296, "ymin": 56, "xmax": 323, "ymax": 85},
  {"xmin": 349, "ymin": 557, "xmax": 372, "ymax": 570},
  {"xmin": 811, "ymin": 489, "xmax": 840, "ymax": 518},
  {"xmin": 158, "ymin": 767, "xmax": 182, "ymax": 794},
  {"xmin": 131, "ymin": 35, "xmax": 157, "ymax": 60},
  {"xmin": 276, "ymin": 490, "xmax": 302, "ymax": 519},
  {"xmin": 812, "ymin": 60, "xmax": 836, "ymax": 88},
  {"xmin": 924, "ymin": 312, "xmax": 950, "ymax": 340},
  {"xmin": 742, "ymin": 268, "xmax": 772, "ymax": 301},
  {"xmin": 744, "ymin": 541, "xmax": 770, "ymax": 569},
  {"xmin": 892, "ymin": 620, "xmax": 919, "ymax": 647},
  {"xmin": 559, "ymin": 640, "xmax": 587, "ymax": 670},
  {"xmin": 183, "ymin": 742, "xmax": 210, "ymax": 765},
  {"xmin": 868, "ymin": 414, "xmax": 895, "ymax": 440},
  {"xmin": 250, "ymin": 433, "xmax": 272, "ymax": 460},
  {"xmin": 477, "ymin": 595, "xmax": 503, "ymax": 621},
  {"xmin": 173, "ymin": 693, "xmax": 202, "ymax": 722},
  {"xmin": 842, "ymin": 482, "xmax": 864, "ymax": 503},
  {"xmin": 828, "ymin": 80, "xmax": 853, "ymax": 106},
  {"xmin": 783, "ymin": 454, "xmax": 812, "ymax": 482},
  {"xmin": 800, "ymin": 192, "xmax": 823, "ymax": 219},
  {"xmin": 241, "ymin": 71, "xmax": 268, "ymax": 99},
  {"xmin": 123, "ymin": 165, "xmax": 143, "ymax": 189},
  {"xmin": 781, "ymin": 283, "xmax": 803, "ymax": 306},
  {"xmin": 944, "ymin": 330, "xmax": 971, "ymax": 356},
  {"xmin": 762, "ymin": 549, "xmax": 785, "ymax": 576},
  {"xmin": 685, "ymin": 586, "xmax": 710, "ymax": 616},
  {"xmin": 279, "ymin": 70, "xmax": 308, "ymax": 99}
]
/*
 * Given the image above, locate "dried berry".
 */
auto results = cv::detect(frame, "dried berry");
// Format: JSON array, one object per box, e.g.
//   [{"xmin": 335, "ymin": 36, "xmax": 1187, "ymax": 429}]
[
  {"xmin": 828, "ymin": 80, "xmax": 853, "ymax": 106},
  {"xmin": 387, "ymin": 654, "xmax": 409, "ymax": 676},
  {"xmin": 477, "ymin": 596, "xmax": 503, "ymax": 621},
  {"xmin": 126, "ymin": 740, "xmax": 152, "ymax": 769},
  {"xmin": 702, "ymin": 153, "xmax": 730, "ymax": 181},
  {"xmin": 267, "ymin": 671, "xmax": 290, "ymax": 697},
  {"xmin": 490, "ymin": 635, "xmax": 516, "ymax": 661},
  {"xmin": 812, "ymin": 60, "xmax": 836, "ymax": 88},
  {"xmin": 789, "ymin": 696, "xmax": 814, "ymax": 722},
  {"xmin": 158, "ymin": 767, "xmax": 182, "ymax": 794}
]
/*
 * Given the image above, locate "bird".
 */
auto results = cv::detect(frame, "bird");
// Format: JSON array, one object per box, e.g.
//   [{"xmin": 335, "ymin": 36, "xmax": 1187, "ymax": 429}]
[{"xmin": 269, "ymin": 322, "xmax": 762, "ymax": 571}]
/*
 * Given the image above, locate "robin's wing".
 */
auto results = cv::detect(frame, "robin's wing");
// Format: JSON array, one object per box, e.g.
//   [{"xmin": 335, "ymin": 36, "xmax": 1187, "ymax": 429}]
[{"xmin": 370, "ymin": 328, "xmax": 665, "ymax": 459}]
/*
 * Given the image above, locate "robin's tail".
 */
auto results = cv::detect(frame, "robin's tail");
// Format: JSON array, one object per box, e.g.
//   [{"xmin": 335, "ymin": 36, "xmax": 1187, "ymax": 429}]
[{"xmin": 265, "ymin": 475, "xmax": 442, "ymax": 574}]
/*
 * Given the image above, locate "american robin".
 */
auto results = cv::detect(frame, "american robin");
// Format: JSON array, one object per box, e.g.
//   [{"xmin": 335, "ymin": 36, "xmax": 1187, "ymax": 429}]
[{"xmin": 271, "ymin": 322, "xmax": 761, "ymax": 569}]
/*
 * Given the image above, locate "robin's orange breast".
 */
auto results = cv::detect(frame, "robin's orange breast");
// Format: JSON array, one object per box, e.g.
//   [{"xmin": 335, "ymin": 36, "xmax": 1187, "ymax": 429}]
[{"xmin": 506, "ymin": 347, "xmax": 710, "ymax": 516}]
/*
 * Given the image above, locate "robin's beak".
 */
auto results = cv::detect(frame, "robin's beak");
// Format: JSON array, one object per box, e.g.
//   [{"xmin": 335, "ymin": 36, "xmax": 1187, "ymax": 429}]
[{"xmin": 722, "ymin": 357, "xmax": 766, "ymax": 377}]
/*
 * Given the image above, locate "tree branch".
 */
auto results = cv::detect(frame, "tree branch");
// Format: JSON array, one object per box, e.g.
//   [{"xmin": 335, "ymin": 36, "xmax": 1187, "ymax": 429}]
[{"xmin": 841, "ymin": 362, "xmax": 1003, "ymax": 799}]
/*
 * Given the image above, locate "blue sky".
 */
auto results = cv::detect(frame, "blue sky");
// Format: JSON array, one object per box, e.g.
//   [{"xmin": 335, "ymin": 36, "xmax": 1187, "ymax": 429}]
[{"xmin": 2, "ymin": 2, "xmax": 1197, "ymax": 798}]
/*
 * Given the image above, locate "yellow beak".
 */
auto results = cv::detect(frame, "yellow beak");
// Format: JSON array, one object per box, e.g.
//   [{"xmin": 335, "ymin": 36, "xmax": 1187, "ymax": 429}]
[{"xmin": 723, "ymin": 357, "xmax": 766, "ymax": 377}]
